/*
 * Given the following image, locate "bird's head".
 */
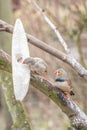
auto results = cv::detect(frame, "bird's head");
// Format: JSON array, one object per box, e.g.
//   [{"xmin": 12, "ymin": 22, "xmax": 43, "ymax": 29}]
[
  {"xmin": 53, "ymin": 68, "xmax": 67, "ymax": 81},
  {"xmin": 22, "ymin": 58, "xmax": 32, "ymax": 65}
]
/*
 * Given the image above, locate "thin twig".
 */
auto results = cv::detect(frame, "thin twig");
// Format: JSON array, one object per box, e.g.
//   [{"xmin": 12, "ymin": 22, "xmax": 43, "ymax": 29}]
[{"xmin": 30, "ymin": 0, "xmax": 70, "ymax": 53}]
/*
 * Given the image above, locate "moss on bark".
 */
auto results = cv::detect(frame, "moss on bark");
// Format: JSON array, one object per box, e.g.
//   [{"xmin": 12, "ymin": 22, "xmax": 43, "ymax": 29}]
[{"xmin": 0, "ymin": 71, "xmax": 31, "ymax": 130}]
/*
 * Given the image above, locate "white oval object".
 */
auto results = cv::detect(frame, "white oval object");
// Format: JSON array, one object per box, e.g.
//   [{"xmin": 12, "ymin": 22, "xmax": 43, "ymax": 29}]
[{"xmin": 12, "ymin": 19, "xmax": 30, "ymax": 101}]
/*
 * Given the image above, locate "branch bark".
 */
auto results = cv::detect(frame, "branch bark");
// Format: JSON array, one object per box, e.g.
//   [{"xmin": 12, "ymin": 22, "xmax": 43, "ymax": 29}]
[
  {"xmin": 31, "ymin": 0, "xmax": 69, "ymax": 53},
  {"xmin": 1, "ymin": 72, "xmax": 31, "ymax": 130},
  {"xmin": 0, "ymin": 51, "xmax": 31, "ymax": 130},
  {"xmin": 0, "ymin": 49, "xmax": 87, "ymax": 130},
  {"xmin": 0, "ymin": 19, "xmax": 87, "ymax": 80}
]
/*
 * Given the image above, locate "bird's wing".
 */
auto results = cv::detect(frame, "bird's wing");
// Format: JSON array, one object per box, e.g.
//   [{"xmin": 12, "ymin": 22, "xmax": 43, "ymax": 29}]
[
  {"xmin": 33, "ymin": 57, "xmax": 43, "ymax": 62},
  {"xmin": 12, "ymin": 19, "xmax": 30, "ymax": 101},
  {"xmin": 66, "ymin": 79, "xmax": 72, "ymax": 89}
]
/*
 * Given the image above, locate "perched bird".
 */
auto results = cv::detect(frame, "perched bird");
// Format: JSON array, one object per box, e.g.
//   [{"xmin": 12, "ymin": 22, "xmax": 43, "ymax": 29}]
[
  {"xmin": 22, "ymin": 57, "xmax": 48, "ymax": 79},
  {"xmin": 53, "ymin": 68, "xmax": 75, "ymax": 98}
]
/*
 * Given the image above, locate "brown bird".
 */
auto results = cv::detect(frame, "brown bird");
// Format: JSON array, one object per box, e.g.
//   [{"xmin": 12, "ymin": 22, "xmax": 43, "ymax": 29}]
[
  {"xmin": 53, "ymin": 68, "xmax": 75, "ymax": 98},
  {"xmin": 22, "ymin": 57, "xmax": 48, "ymax": 79}
]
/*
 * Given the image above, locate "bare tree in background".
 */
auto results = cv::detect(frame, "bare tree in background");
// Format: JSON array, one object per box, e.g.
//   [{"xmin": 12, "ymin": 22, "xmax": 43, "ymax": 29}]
[
  {"xmin": 0, "ymin": 19, "xmax": 87, "ymax": 130},
  {"xmin": 0, "ymin": 0, "xmax": 87, "ymax": 130}
]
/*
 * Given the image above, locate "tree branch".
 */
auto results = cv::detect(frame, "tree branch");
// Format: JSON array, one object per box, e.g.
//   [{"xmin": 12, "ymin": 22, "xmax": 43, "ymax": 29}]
[
  {"xmin": 1, "ymin": 72, "xmax": 31, "ymax": 130},
  {"xmin": 0, "ymin": 50, "xmax": 31, "ymax": 129},
  {"xmin": 0, "ymin": 49, "xmax": 87, "ymax": 130},
  {"xmin": 0, "ymin": 49, "xmax": 11, "ymax": 72},
  {"xmin": 30, "ymin": 0, "xmax": 70, "ymax": 53},
  {"xmin": 0, "ymin": 19, "xmax": 87, "ymax": 80}
]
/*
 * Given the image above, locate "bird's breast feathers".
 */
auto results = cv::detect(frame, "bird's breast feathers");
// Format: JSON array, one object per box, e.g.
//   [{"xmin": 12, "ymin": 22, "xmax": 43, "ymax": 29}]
[{"xmin": 54, "ymin": 81, "xmax": 71, "ymax": 92}]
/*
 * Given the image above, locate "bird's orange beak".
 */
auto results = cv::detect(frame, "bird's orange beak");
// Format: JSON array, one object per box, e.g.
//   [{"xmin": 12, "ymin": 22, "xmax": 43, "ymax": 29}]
[
  {"xmin": 22, "ymin": 61, "xmax": 26, "ymax": 64},
  {"xmin": 53, "ymin": 71, "xmax": 63, "ymax": 76},
  {"xmin": 53, "ymin": 71, "xmax": 57, "ymax": 75}
]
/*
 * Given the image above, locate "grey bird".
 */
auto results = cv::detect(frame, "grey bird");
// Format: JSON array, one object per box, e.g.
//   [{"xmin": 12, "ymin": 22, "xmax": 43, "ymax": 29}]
[
  {"xmin": 22, "ymin": 57, "xmax": 48, "ymax": 79},
  {"xmin": 53, "ymin": 68, "xmax": 75, "ymax": 98}
]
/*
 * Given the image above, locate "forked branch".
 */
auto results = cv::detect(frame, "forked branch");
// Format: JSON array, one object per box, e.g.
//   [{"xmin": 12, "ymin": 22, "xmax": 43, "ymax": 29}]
[
  {"xmin": 0, "ymin": 19, "xmax": 87, "ymax": 80},
  {"xmin": 0, "ymin": 49, "xmax": 87, "ymax": 130}
]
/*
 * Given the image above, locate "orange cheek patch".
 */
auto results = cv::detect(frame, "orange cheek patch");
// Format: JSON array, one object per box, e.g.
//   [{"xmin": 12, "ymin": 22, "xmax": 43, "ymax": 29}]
[{"xmin": 58, "ymin": 72, "xmax": 63, "ymax": 76}]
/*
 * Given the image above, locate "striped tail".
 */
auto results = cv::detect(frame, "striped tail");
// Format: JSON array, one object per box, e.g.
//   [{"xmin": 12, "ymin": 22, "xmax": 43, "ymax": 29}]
[{"xmin": 70, "ymin": 91, "xmax": 75, "ymax": 96}]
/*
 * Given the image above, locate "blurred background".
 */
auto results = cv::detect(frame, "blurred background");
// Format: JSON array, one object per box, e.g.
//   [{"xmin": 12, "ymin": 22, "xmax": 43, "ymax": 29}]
[{"xmin": 0, "ymin": 0, "xmax": 87, "ymax": 130}]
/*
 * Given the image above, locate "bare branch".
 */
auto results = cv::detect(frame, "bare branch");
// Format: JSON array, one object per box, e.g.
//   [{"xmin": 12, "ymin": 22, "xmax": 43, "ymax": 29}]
[
  {"xmin": 30, "ymin": 0, "xmax": 70, "ymax": 53},
  {"xmin": 0, "ymin": 19, "xmax": 87, "ymax": 80},
  {"xmin": 0, "ymin": 27, "xmax": 6, "ymax": 31},
  {"xmin": 0, "ymin": 51, "xmax": 31, "ymax": 129},
  {"xmin": 0, "ymin": 49, "xmax": 87, "ymax": 130},
  {"xmin": 0, "ymin": 49, "xmax": 11, "ymax": 72},
  {"xmin": 0, "ymin": 19, "xmax": 13, "ymax": 32}
]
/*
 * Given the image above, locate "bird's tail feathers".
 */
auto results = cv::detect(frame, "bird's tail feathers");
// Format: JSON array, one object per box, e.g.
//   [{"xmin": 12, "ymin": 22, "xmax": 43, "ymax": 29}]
[{"xmin": 70, "ymin": 91, "xmax": 75, "ymax": 96}]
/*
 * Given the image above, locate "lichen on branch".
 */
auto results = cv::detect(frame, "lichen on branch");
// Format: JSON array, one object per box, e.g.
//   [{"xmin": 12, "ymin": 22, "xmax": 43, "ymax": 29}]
[{"xmin": 0, "ymin": 49, "xmax": 87, "ymax": 130}]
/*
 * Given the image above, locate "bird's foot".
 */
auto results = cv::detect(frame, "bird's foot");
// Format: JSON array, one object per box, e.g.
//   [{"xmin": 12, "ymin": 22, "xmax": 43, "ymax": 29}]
[
  {"xmin": 42, "ymin": 72, "xmax": 48, "ymax": 80},
  {"xmin": 64, "ymin": 92, "xmax": 70, "ymax": 99},
  {"xmin": 31, "ymin": 69, "xmax": 39, "ymax": 75}
]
